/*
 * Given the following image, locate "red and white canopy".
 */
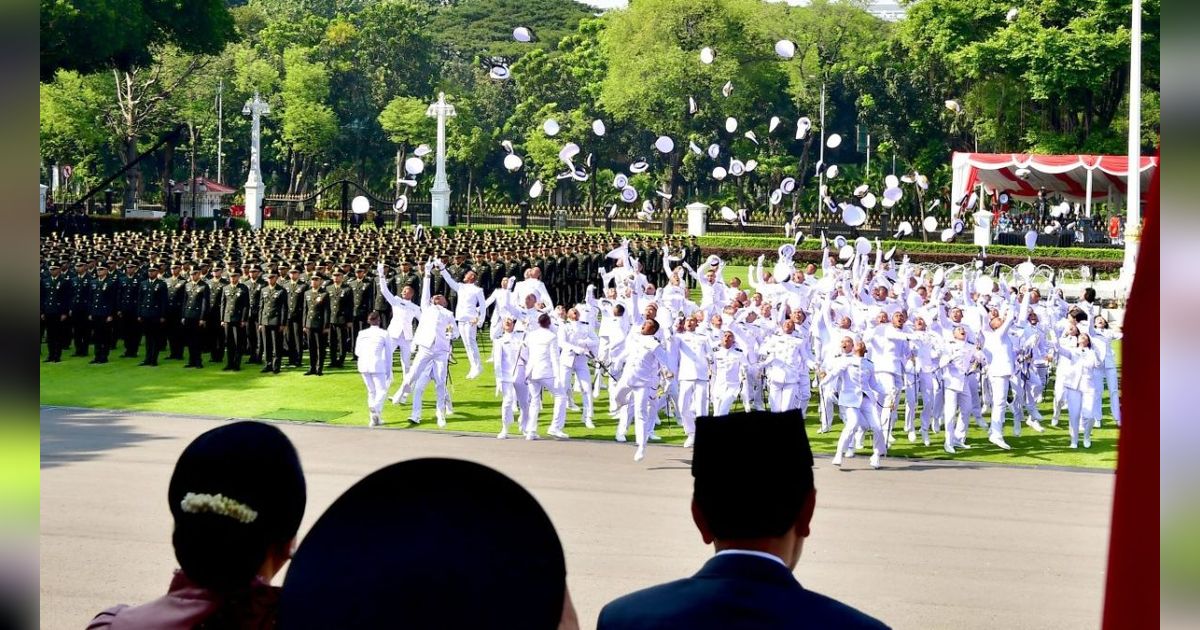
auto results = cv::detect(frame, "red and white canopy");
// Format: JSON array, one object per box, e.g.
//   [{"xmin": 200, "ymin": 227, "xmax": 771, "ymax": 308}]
[{"xmin": 951, "ymin": 152, "xmax": 1158, "ymax": 208}]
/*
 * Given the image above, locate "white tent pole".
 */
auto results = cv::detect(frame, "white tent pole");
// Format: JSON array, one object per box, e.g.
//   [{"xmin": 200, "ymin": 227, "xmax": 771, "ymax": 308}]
[{"xmin": 1085, "ymin": 167, "xmax": 1093, "ymax": 217}]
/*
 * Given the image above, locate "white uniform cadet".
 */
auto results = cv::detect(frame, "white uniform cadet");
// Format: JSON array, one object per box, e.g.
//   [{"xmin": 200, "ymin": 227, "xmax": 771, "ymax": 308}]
[
  {"xmin": 354, "ymin": 314, "xmax": 395, "ymax": 427},
  {"xmin": 390, "ymin": 261, "xmax": 457, "ymax": 427},
  {"xmin": 440, "ymin": 267, "xmax": 487, "ymax": 379}
]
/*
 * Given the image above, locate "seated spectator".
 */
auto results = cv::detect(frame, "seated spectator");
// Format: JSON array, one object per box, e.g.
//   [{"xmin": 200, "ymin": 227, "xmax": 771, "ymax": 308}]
[
  {"xmin": 88, "ymin": 421, "xmax": 306, "ymax": 629},
  {"xmin": 279, "ymin": 458, "xmax": 577, "ymax": 629},
  {"xmin": 597, "ymin": 409, "xmax": 889, "ymax": 629}
]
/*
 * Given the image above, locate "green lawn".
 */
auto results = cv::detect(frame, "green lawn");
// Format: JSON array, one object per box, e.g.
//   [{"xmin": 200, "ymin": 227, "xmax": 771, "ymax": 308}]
[{"xmin": 40, "ymin": 338, "xmax": 1120, "ymax": 470}]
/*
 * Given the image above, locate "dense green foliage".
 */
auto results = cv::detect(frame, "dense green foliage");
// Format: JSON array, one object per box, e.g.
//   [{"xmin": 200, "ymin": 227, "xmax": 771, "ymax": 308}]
[{"xmin": 40, "ymin": 0, "xmax": 1159, "ymax": 218}]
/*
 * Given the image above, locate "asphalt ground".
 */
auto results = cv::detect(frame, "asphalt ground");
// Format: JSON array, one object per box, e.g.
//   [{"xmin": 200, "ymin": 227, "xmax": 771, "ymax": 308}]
[{"xmin": 40, "ymin": 406, "xmax": 1114, "ymax": 629}]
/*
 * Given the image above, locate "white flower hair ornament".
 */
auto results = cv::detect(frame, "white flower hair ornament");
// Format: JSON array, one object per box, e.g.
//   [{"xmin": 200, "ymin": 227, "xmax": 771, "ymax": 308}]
[{"xmin": 180, "ymin": 492, "xmax": 259, "ymax": 524}]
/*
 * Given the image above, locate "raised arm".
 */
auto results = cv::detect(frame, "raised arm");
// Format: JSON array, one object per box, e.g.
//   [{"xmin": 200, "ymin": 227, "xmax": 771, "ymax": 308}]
[
  {"xmin": 420, "ymin": 261, "xmax": 433, "ymax": 309},
  {"xmin": 440, "ymin": 267, "xmax": 460, "ymax": 292},
  {"xmin": 377, "ymin": 263, "xmax": 402, "ymax": 307}
]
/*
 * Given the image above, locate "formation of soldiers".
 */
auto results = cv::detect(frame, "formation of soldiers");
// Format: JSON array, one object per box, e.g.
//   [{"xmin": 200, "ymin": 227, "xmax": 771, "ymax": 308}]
[
  {"xmin": 39, "ymin": 227, "xmax": 703, "ymax": 374},
  {"xmin": 42, "ymin": 225, "xmax": 1120, "ymax": 467}
]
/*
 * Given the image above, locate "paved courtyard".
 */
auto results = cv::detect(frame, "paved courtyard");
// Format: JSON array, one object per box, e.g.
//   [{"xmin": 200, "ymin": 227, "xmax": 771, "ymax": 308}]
[{"xmin": 40, "ymin": 407, "xmax": 1114, "ymax": 629}]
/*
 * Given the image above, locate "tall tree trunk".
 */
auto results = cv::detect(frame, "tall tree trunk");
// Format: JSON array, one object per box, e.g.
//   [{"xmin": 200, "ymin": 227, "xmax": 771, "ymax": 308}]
[{"xmin": 122, "ymin": 138, "xmax": 138, "ymax": 210}]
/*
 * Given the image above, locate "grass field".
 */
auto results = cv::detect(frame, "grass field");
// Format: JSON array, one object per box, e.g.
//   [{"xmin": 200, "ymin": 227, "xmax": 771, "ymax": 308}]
[{"xmin": 40, "ymin": 337, "xmax": 1120, "ymax": 470}]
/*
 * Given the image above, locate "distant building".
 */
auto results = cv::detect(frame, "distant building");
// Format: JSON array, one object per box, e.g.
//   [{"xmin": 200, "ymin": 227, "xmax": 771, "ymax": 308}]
[
  {"xmin": 172, "ymin": 177, "xmax": 236, "ymax": 219},
  {"xmin": 866, "ymin": 2, "xmax": 906, "ymax": 22}
]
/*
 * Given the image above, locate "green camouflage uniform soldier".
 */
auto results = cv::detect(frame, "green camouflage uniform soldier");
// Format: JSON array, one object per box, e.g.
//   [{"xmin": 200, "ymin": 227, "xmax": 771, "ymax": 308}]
[
  {"xmin": 349, "ymin": 265, "xmax": 374, "ymax": 345},
  {"xmin": 257, "ymin": 270, "xmax": 289, "ymax": 374},
  {"xmin": 245, "ymin": 266, "xmax": 268, "ymax": 364},
  {"xmin": 164, "ymin": 263, "xmax": 187, "ymax": 359},
  {"xmin": 284, "ymin": 267, "xmax": 307, "ymax": 367},
  {"xmin": 117, "ymin": 263, "xmax": 141, "ymax": 357},
  {"xmin": 68, "ymin": 262, "xmax": 92, "ymax": 356},
  {"xmin": 40, "ymin": 262, "xmax": 71, "ymax": 362},
  {"xmin": 302, "ymin": 275, "xmax": 330, "ymax": 376},
  {"xmin": 136, "ymin": 265, "xmax": 169, "ymax": 366},
  {"xmin": 218, "ymin": 269, "xmax": 251, "ymax": 371},
  {"xmin": 87, "ymin": 264, "xmax": 118, "ymax": 364},
  {"xmin": 181, "ymin": 269, "xmax": 210, "ymax": 368},
  {"xmin": 325, "ymin": 269, "xmax": 353, "ymax": 368},
  {"xmin": 206, "ymin": 268, "xmax": 229, "ymax": 362}
]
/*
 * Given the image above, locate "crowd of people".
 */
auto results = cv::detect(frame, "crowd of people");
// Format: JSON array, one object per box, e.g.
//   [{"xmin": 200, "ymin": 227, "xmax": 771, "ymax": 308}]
[
  {"xmin": 38, "ymin": 227, "xmax": 698, "ymax": 369},
  {"xmin": 87, "ymin": 410, "xmax": 890, "ymax": 629},
  {"xmin": 42, "ymin": 225, "xmax": 1122, "ymax": 466}
]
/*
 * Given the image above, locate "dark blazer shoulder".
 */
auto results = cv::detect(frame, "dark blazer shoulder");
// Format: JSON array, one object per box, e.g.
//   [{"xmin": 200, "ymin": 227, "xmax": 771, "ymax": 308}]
[{"xmin": 598, "ymin": 555, "xmax": 889, "ymax": 630}]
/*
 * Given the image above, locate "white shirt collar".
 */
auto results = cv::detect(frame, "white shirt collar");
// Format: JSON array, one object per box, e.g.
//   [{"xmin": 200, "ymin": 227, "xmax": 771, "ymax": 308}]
[{"xmin": 714, "ymin": 549, "xmax": 789, "ymax": 569}]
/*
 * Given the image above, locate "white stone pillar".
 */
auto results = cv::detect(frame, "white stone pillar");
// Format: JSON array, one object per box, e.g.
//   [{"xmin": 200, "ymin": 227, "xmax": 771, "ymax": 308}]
[{"xmin": 426, "ymin": 92, "xmax": 456, "ymax": 227}]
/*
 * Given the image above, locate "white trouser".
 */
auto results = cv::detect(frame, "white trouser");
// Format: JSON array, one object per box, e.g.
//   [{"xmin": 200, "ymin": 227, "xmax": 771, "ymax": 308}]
[
  {"xmin": 559, "ymin": 355, "xmax": 594, "ymax": 422},
  {"xmin": 988, "ymin": 375, "xmax": 1011, "ymax": 438},
  {"xmin": 1007, "ymin": 374, "xmax": 1027, "ymax": 426},
  {"xmin": 836, "ymin": 402, "xmax": 885, "ymax": 457},
  {"xmin": 1100, "ymin": 365, "xmax": 1121, "ymax": 423},
  {"xmin": 876, "ymin": 371, "xmax": 903, "ymax": 433},
  {"xmin": 457, "ymin": 321, "xmax": 481, "ymax": 373},
  {"xmin": 967, "ymin": 372, "xmax": 984, "ymax": 421},
  {"xmin": 1052, "ymin": 364, "xmax": 1068, "ymax": 418},
  {"xmin": 1033, "ymin": 364, "xmax": 1050, "ymax": 402},
  {"xmin": 361, "ymin": 372, "xmax": 391, "ymax": 416},
  {"xmin": 741, "ymin": 366, "xmax": 764, "ymax": 411},
  {"xmin": 711, "ymin": 379, "xmax": 740, "ymax": 416},
  {"xmin": 678, "ymin": 379, "xmax": 708, "ymax": 436},
  {"xmin": 1013, "ymin": 371, "xmax": 1044, "ymax": 421},
  {"xmin": 914, "ymin": 371, "xmax": 938, "ymax": 432},
  {"xmin": 942, "ymin": 387, "xmax": 970, "ymax": 447},
  {"xmin": 900, "ymin": 372, "xmax": 918, "ymax": 431},
  {"xmin": 631, "ymin": 386, "xmax": 657, "ymax": 448},
  {"xmin": 527, "ymin": 377, "xmax": 567, "ymax": 434},
  {"xmin": 499, "ymin": 378, "xmax": 530, "ymax": 431},
  {"xmin": 400, "ymin": 346, "xmax": 449, "ymax": 421},
  {"xmin": 1062, "ymin": 387, "xmax": 1084, "ymax": 445},
  {"xmin": 1081, "ymin": 372, "xmax": 1101, "ymax": 422},
  {"xmin": 394, "ymin": 336, "xmax": 413, "ymax": 375},
  {"xmin": 819, "ymin": 383, "xmax": 838, "ymax": 430},
  {"xmin": 767, "ymin": 380, "xmax": 801, "ymax": 412}
]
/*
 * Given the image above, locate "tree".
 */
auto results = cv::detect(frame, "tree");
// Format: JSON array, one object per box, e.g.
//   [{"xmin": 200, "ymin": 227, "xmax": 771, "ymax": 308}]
[
  {"xmin": 896, "ymin": 0, "xmax": 1160, "ymax": 154},
  {"xmin": 41, "ymin": 0, "xmax": 235, "ymax": 80},
  {"xmin": 430, "ymin": 0, "xmax": 592, "ymax": 61},
  {"xmin": 600, "ymin": 0, "xmax": 792, "ymax": 211},
  {"xmin": 40, "ymin": 71, "xmax": 110, "ymax": 187},
  {"xmin": 278, "ymin": 47, "xmax": 339, "ymax": 193}
]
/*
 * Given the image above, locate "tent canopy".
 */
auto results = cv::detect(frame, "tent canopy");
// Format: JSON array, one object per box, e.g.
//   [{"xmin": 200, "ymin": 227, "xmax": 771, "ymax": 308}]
[{"xmin": 951, "ymin": 152, "xmax": 1158, "ymax": 208}]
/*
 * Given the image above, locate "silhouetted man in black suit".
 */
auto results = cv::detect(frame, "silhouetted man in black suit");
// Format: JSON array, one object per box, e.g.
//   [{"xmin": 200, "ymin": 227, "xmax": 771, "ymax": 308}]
[{"xmin": 598, "ymin": 409, "xmax": 889, "ymax": 630}]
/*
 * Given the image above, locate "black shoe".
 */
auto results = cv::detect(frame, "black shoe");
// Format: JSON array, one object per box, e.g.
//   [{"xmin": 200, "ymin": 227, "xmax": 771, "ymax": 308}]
[
  {"xmin": 273, "ymin": 368, "xmax": 281, "ymax": 374},
  {"xmin": 260, "ymin": 366, "xmax": 273, "ymax": 373},
  {"xmin": 138, "ymin": 361, "xmax": 149, "ymax": 366},
  {"xmin": 303, "ymin": 370, "xmax": 315, "ymax": 376},
  {"xmin": 88, "ymin": 359, "xmax": 100, "ymax": 364},
  {"xmin": 222, "ymin": 366, "xmax": 233, "ymax": 371},
  {"xmin": 316, "ymin": 371, "xmax": 324, "ymax": 376},
  {"xmin": 73, "ymin": 352, "xmax": 87, "ymax": 357},
  {"xmin": 96, "ymin": 359, "xmax": 108, "ymax": 364}
]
